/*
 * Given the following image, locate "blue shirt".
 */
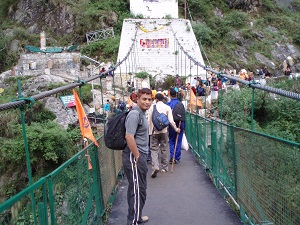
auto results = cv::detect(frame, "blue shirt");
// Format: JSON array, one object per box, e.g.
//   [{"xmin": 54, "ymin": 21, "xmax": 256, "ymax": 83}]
[
  {"xmin": 167, "ymin": 98, "xmax": 186, "ymax": 130},
  {"xmin": 104, "ymin": 103, "xmax": 110, "ymax": 111}
]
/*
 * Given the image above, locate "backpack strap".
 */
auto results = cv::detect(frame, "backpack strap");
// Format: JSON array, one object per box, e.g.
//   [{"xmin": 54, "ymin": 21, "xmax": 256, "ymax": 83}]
[{"xmin": 152, "ymin": 105, "xmax": 158, "ymax": 134}]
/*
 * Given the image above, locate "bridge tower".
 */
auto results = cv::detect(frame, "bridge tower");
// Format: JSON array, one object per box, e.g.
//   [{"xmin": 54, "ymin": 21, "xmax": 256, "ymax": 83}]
[
  {"xmin": 115, "ymin": 0, "xmax": 206, "ymax": 89},
  {"xmin": 130, "ymin": 0, "xmax": 178, "ymax": 19}
]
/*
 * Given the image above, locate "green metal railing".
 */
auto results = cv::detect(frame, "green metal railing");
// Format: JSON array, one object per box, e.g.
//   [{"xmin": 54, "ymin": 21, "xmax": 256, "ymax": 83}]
[
  {"xmin": 186, "ymin": 112, "xmax": 300, "ymax": 225},
  {"xmin": 0, "ymin": 138, "xmax": 122, "ymax": 225}
]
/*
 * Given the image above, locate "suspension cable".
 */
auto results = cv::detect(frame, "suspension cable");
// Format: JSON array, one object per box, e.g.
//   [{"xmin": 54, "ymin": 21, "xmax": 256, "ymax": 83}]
[
  {"xmin": 170, "ymin": 27, "xmax": 300, "ymax": 101},
  {"xmin": 0, "ymin": 27, "xmax": 139, "ymax": 112},
  {"xmin": 186, "ymin": 0, "xmax": 194, "ymax": 22}
]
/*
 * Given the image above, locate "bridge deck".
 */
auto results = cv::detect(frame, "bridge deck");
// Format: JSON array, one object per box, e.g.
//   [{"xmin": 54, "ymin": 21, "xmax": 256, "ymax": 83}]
[{"xmin": 107, "ymin": 150, "xmax": 243, "ymax": 225}]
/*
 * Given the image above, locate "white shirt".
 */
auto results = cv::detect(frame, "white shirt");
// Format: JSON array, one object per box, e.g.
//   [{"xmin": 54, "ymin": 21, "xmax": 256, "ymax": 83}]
[{"xmin": 147, "ymin": 101, "xmax": 177, "ymax": 134}]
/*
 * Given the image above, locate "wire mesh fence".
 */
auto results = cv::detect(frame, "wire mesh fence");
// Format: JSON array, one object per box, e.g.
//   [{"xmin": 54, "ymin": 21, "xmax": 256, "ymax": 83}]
[
  {"xmin": 0, "ymin": 138, "xmax": 122, "ymax": 225},
  {"xmin": 186, "ymin": 112, "xmax": 300, "ymax": 225}
]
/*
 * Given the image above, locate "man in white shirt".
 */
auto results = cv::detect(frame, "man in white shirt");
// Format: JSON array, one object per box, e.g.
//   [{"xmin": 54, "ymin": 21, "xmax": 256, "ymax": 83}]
[{"xmin": 147, "ymin": 93, "xmax": 180, "ymax": 178}]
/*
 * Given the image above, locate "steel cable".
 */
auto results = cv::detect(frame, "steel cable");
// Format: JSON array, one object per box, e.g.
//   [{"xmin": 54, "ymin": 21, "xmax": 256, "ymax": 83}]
[
  {"xmin": 170, "ymin": 27, "xmax": 300, "ymax": 101},
  {"xmin": 0, "ymin": 27, "xmax": 139, "ymax": 112}
]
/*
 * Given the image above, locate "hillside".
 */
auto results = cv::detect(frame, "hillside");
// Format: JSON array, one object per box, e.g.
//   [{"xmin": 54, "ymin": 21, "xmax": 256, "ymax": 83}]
[
  {"xmin": 0, "ymin": 0, "xmax": 300, "ymax": 209},
  {"xmin": 0, "ymin": 0, "xmax": 300, "ymax": 75}
]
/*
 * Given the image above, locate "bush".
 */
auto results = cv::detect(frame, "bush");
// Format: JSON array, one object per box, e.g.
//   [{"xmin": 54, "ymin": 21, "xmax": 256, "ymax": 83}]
[
  {"xmin": 224, "ymin": 11, "xmax": 247, "ymax": 29},
  {"xmin": 135, "ymin": 71, "xmax": 149, "ymax": 79},
  {"xmin": 0, "ymin": 120, "xmax": 79, "ymax": 166},
  {"xmin": 24, "ymin": 102, "xmax": 56, "ymax": 125},
  {"xmin": 222, "ymin": 79, "xmax": 300, "ymax": 142},
  {"xmin": 80, "ymin": 37, "xmax": 121, "ymax": 62},
  {"xmin": 192, "ymin": 23, "xmax": 214, "ymax": 47}
]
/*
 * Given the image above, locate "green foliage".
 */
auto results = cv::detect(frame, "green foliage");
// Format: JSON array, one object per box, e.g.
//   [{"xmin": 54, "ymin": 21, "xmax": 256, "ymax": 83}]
[
  {"xmin": 185, "ymin": 0, "xmax": 214, "ymax": 20},
  {"xmin": 78, "ymin": 85, "xmax": 94, "ymax": 104},
  {"xmin": 24, "ymin": 102, "xmax": 56, "ymax": 125},
  {"xmin": 156, "ymin": 75, "xmax": 176, "ymax": 90},
  {"xmin": 149, "ymin": 75, "xmax": 155, "ymax": 88},
  {"xmin": 80, "ymin": 37, "xmax": 121, "ymax": 62},
  {"xmin": 0, "ymin": 31, "xmax": 15, "ymax": 72},
  {"xmin": 0, "ymin": 0, "xmax": 18, "ymax": 20},
  {"xmin": 134, "ymin": 14, "xmax": 144, "ymax": 19},
  {"xmin": 0, "ymin": 76, "xmax": 34, "ymax": 104},
  {"xmin": 292, "ymin": 22, "xmax": 300, "ymax": 47},
  {"xmin": 0, "ymin": 110, "xmax": 19, "ymax": 138},
  {"xmin": 135, "ymin": 71, "xmax": 149, "ymax": 79},
  {"xmin": 222, "ymin": 79, "xmax": 300, "ymax": 142},
  {"xmin": 164, "ymin": 14, "xmax": 172, "ymax": 19},
  {"xmin": 222, "ymin": 88, "xmax": 256, "ymax": 129},
  {"xmin": 0, "ymin": 121, "xmax": 80, "ymax": 169},
  {"xmin": 47, "ymin": 82, "xmax": 67, "ymax": 91},
  {"xmin": 70, "ymin": 0, "xmax": 129, "ymax": 36},
  {"xmin": 224, "ymin": 11, "xmax": 247, "ymax": 29},
  {"xmin": 192, "ymin": 22, "xmax": 214, "ymax": 47}
]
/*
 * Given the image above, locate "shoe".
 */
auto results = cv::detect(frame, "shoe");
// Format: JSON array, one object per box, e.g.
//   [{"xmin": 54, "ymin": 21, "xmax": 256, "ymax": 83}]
[
  {"xmin": 175, "ymin": 160, "xmax": 180, "ymax": 164},
  {"xmin": 151, "ymin": 169, "xmax": 159, "ymax": 178},
  {"xmin": 169, "ymin": 159, "xmax": 173, "ymax": 164},
  {"xmin": 161, "ymin": 169, "xmax": 167, "ymax": 173},
  {"xmin": 142, "ymin": 215, "xmax": 149, "ymax": 223}
]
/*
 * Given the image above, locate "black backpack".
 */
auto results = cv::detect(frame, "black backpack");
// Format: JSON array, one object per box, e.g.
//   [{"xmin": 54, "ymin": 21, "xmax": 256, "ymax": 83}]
[
  {"xmin": 152, "ymin": 105, "xmax": 169, "ymax": 131},
  {"xmin": 172, "ymin": 102, "xmax": 186, "ymax": 122},
  {"xmin": 104, "ymin": 109, "xmax": 140, "ymax": 150}
]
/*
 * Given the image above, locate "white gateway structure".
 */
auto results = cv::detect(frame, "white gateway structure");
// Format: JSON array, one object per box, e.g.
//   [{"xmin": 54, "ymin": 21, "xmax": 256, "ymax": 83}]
[
  {"xmin": 115, "ymin": 0, "xmax": 206, "ymax": 86},
  {"xmin": 130, "ymin": 0, "xmax": 178, "ymax": 19}
]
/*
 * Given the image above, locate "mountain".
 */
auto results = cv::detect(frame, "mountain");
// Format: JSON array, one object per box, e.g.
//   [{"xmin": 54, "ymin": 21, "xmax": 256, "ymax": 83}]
[{"xmin": 0, "ymin": 0, "xmax": 299, "ymax": 75}]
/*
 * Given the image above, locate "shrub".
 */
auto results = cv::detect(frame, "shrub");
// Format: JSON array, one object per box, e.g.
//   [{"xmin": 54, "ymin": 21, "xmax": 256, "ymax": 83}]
[
  {"xmin": 80, "ymin": 37, "xmax": 121, "ymax": 62},
  {"xmin": 224, "ymin": 11, "xmax": 247, "ymax": 29},
  {"xmin": 24, "ymin": 102, "xmax": 56, "ymax": 125},
  {"xmin": 192, "ymin": 23, "xmax": 214, "ymax": 47},
  {"xmin": 135, "ymin": 71, "xmax": 149, "ymax": 79}
]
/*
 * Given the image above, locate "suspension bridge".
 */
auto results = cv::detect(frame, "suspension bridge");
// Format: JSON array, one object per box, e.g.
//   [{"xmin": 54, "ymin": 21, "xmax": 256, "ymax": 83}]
[{"xmin": 0, "ymin": 16, "xmax": 300, "ymax": 225}]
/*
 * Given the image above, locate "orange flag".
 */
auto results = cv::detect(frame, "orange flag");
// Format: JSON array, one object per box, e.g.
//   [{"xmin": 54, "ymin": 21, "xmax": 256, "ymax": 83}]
[
  {"xmin": 73, "ymin": 89, "xmax": 99, "ymax": 146},
  {"xmin": 190, "ymin": 89, "xmax": 203, "ymax": 108}
]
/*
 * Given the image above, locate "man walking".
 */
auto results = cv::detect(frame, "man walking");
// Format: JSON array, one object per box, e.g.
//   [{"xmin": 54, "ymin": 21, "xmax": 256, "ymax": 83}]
[
  {"xmin": 167, "ymin": 88, "xmax": 186, "ymax": 164},
  {"xmin": 123, "ymin": 88, "xmax": 152, "ymax": 225},
  {"xmin": 148, "ymin": 93, "xmax": 180, "ymax": 178}
]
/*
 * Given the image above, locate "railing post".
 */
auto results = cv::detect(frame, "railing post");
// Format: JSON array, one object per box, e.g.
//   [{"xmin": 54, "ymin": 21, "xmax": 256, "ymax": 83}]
[
  {"xmin": 230, "ymin": 126, "xmax": 237, "ymax": 199},
  {"xmin": 16, "ymin": 80, "xmax": 38, "ymax": 225},
  {"xmin": 91, "ymin": 145, "xmax": 104, "ymax": 223},
  {"xmin": 240, "ymin": 204, "xmax": 246, "ymax": 224},
  {"xmin": 251, "ymin": 88, "xmax": 255, "ymax": 131},
  {"xmin": 47, "ymin": 178, "xmax": 56, "ymax": 225},
  {"xmin": 211, "ymin": 121, "xmax": 218, "ymax": 186},
  {"xmin": 42, "ymin": 182, "xmax": 48, "ymax": 225},
  {"xmin": 38, "ymin": 202, "xmax": 46, "ymax": 225}
]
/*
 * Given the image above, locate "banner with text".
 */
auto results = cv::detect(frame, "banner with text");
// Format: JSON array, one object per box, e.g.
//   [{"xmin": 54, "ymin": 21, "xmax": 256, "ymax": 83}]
[{"xmin": 140, "ymin": 38, "xmax": 169, "ymax": 48}]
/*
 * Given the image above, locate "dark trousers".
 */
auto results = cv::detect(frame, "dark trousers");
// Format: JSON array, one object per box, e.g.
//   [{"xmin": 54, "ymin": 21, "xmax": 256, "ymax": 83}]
[
  {"xmin": 122, "ymin": 148, "xmax": 148, "ymax": 225},
  {"xmin": 169, "ymin": 127, "xmax": 184, "ymax": 161}
]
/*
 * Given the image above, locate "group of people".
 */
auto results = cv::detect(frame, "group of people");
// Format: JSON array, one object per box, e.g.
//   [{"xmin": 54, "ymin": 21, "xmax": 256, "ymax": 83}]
[
  {"xmin": 121, "ymin": 87, "xmax": 185, "ymax": 225},
  {"xmin": 104, "ymin": 96, "xmax": 127, "ymax": 117}
]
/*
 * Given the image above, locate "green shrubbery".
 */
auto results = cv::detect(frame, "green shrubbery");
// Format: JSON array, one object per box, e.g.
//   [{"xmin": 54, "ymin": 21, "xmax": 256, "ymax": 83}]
[
  {"xmin": 222, "ymin": 79, "xmax": 300, "ymax": 142},
  {"xmin": 1, "ymin": 0, "xmax": 300, "ymax": 72},
  {"xmin": 80, "ymin": 37, "xmax": 121, "ymax": 62}
]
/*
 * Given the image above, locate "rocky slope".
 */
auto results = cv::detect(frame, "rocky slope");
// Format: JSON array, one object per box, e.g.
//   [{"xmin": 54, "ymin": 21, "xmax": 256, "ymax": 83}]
[{"xmin": 1, "ymin": 0, "xmax": 300, "ymax": 74}]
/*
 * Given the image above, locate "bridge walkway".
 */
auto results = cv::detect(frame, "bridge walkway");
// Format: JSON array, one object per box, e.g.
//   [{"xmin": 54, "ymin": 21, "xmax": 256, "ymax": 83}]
[{"xmin": 107, "ymin": 149, "xmax": 243, "ymax": 225}]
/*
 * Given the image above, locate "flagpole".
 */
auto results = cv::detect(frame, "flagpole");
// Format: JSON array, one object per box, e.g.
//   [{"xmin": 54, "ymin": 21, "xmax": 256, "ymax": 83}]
[{"xmin": 184, "ymin": 0, "xmax": 187, "ymax": 19}]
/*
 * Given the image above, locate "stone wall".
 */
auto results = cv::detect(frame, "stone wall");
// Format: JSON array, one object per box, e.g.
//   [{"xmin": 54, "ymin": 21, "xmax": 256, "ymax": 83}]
[{"xmin": 16, "ymin": 52, "xmax": 82, "ymax": 81}]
